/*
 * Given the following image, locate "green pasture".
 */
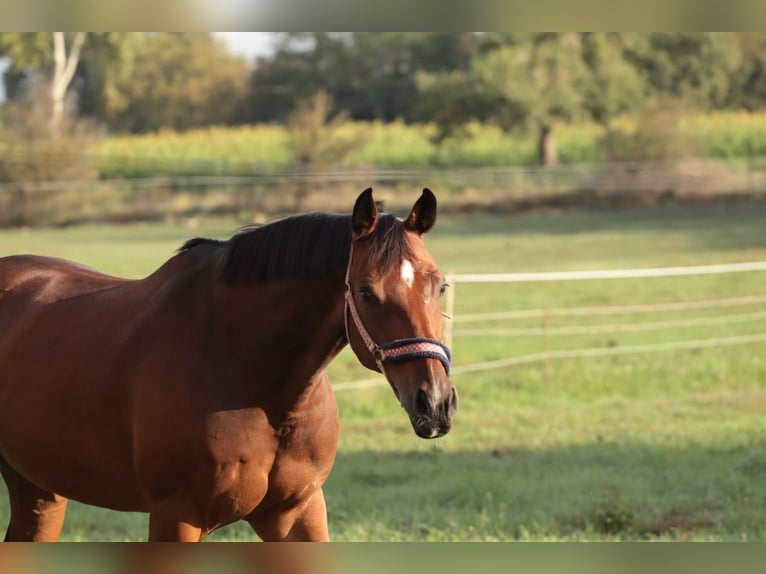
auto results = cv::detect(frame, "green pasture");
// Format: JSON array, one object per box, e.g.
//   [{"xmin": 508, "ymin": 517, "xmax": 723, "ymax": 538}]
[{"xmin": 1, "ymin": 199, "xmax": 766, "ymax": 540}]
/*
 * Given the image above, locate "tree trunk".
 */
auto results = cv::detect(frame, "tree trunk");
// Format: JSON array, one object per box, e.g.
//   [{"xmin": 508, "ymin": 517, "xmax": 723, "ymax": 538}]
[
  {"xmin": 50, "ymin": 32, "xmax": 87, "ymax": 139},
  {"xmin": 538, "ymin": 125, "xmax": 558, "ymax": 168}
]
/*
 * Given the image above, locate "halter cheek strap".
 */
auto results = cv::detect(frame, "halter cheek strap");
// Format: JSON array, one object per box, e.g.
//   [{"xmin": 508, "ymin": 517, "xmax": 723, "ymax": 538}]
[{"xmin": 343, "ymin": 242, "xmax": 452, "ymax": 376}]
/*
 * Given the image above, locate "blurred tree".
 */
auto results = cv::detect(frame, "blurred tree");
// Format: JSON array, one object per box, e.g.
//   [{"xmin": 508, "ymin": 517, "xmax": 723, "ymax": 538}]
[
  {"xmin": 417, "ymin": 33, "xmax": 742, "ymax": 166},
  {"xmin": 348, "ymin": 32, "xmax": 477, "ymax": 121},
  {"xmin": 728, "ymin": 33, "xmax": 766, "ymax": 110},
  {"xmin": 624, "ymin": 33, "xmax": 741, "ymax": 109},
  {"xmin": 75, "ymin": 33, "xmax": 145, "ymax": 127},
  {"xmin": 0, "ymin": 33, "xmax": 116, "ymax": 223},
  {"xmin": 0, "ymin": 32, "xmax": 142, "ymax": 134},
  {"xmin": 0, "ymin": 33, "xmax": 250, "ymax": 134},
  {"xmin": 418, "ymin": 33, "xmax": 596, "ymax": 167},
  {"xmin": 0, "ymin": 32, "xmax": 90, "ymax": 137},
  {"xmin": 413, "ymin": 68, "xmax": 502, "ymax": 142},
  {"xmin": 285, "ymin": 90, "xmax": 355, "ymax": 210},
  {"xmin": 0, "ymin": 79, "xmax": 100, "ymax": 226},
  {"xmin": 580, "ymin": 33, "xmax": 648, "ymax": 125},
  {"xmin": 247, "ymin": 33, "xmax": 351, "ymax": 123},
  {"xmin": 245, "ymin": 33, "xmax": 478, "ymax": 124},
  {"xmin": 476, "ymin": 33, "xmax": 592, "ymax": 166},
  {"xmin": 108, "ymin": 33, "xmax": 250, "ymax": 132}
]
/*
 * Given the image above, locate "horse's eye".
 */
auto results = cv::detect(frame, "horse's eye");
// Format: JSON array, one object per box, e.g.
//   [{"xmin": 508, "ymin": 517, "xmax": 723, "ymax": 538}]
[
  {"xmin": 359, "ymin": 288, "xmax": 380, "ymax": 305},
  {"xmin": 439, "ymin": 283, "xmax": 449, "ymax": 297}
]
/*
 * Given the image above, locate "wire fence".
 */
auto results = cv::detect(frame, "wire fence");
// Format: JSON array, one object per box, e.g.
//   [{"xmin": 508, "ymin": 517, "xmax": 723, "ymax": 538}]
[
  {"xmin": 2, "ymin": 158, "xmax": 766, "ymax": 226},
  {"xmin": 453, "ymin": 293, "xmax": 766, "ymax": 322},
  {"xmin": 2, "ymin": 157, "xmax": 766, "ymax": 193},
  {"xmin": 454, "ymin": 309, "xmax": 766, "ymax": 337}
]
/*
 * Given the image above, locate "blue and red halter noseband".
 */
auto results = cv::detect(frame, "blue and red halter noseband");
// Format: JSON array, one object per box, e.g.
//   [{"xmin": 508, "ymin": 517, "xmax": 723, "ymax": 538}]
[{"xmin": 343, "ymin": 242, "xmax": 452, "ymax": 376}]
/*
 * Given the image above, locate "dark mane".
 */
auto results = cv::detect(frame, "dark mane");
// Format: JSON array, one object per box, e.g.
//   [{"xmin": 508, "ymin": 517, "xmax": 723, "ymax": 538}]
[{"xmin": 179, "ymin": 212, "xmax": 412, "ymax": 282}]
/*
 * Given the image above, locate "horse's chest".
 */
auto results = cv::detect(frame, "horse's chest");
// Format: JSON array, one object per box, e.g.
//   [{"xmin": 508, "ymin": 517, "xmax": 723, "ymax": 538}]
[
  {"xmin": 262, "ymin": 410, "xmax": 339, "ymax": 507},
  {"xmin": 205, "ymin": 401, "xmax": 339, "ymax": 521}
]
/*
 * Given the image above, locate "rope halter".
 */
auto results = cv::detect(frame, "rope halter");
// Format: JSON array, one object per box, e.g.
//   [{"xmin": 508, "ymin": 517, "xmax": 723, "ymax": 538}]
[{"xmin": 343, "ymin": 241, "xmax": 452, "ymax": 376}]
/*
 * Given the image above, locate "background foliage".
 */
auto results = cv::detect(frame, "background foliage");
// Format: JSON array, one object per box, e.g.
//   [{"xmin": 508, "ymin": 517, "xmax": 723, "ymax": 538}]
[
  {"xmin": 2, "ymin": 32, "xmax": 766, "ymax": 182},
  {"xmin": 91, "ymin": 111, "xmax": 766, "ymax": 177},
  {"xmin": 3, "ymin": 32, "xmax": 766, "ymax": 136}
]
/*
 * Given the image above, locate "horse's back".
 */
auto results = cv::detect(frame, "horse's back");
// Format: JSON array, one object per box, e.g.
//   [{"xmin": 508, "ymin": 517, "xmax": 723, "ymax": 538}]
[
  {"xmin": 0, "ymin": 255, "xmax": 128, "ymax": 351},
  {"xmin": 0, "ymin": 254, "xmax": 127, "ymax": 304}
]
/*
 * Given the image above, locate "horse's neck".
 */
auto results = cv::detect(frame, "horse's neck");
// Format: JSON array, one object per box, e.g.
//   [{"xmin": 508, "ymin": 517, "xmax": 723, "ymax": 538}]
[{"xmin": 213, "ymin": 272, "xmax": 347, "ymax": 407}]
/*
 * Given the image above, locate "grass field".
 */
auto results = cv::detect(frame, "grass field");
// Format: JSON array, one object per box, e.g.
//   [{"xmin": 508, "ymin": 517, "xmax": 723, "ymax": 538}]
[{"xmin": 1, "ymin": 198, "xmax": 766, "ymax": 540}]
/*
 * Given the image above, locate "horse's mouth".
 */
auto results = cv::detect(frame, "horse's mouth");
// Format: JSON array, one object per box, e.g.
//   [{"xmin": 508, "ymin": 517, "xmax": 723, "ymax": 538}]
[{"xmin": 411, "ymin": 417, "xmax": 452, "ymax": 439}]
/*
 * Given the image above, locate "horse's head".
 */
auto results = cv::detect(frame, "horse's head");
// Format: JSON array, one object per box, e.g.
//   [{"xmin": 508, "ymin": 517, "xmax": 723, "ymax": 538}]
[{"xmin": 344, "ymin": 188, "xmax": 458, "ymax": 438}]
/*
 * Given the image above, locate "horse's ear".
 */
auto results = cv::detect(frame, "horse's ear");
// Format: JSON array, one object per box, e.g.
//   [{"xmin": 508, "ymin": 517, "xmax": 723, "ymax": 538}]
[
  {"xmin": 405, "ymin": 188, "xmax": 437, "ymax": 235},
  {"xmin": 352, "ymin": 188, "xmax": 379, "ymax": 240}
]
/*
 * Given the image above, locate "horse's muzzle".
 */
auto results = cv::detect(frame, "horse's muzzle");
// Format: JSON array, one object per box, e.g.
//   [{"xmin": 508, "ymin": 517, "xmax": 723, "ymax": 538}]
[{"xmin": 409, "ymin": 384, "xmax": 458, "ymax": 439}]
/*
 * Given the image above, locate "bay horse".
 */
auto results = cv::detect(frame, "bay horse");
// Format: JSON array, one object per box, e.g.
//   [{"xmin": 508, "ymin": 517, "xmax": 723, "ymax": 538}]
[{"xmin": 0, "ymin": 188, "xmax": 456, "ymax": 541}]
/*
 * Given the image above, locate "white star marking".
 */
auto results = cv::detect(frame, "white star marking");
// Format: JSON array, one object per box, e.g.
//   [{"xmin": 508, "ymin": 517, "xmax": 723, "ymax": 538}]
[{"xmin": 401, "ymin": 260, "xmax": 415, "ymax": 289}]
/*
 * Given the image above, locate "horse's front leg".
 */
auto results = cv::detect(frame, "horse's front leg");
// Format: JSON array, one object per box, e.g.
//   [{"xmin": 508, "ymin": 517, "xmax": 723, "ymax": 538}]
[
  {"xmin": 249, "ymin": 488, "xmax": 330, "ymax": 542},
  {"xmin": 147, "ymin": 505, "xmax": 203, "ymax": 542}
]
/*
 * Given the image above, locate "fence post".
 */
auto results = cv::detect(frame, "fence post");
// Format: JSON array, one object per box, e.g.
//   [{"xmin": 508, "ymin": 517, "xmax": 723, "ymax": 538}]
[{"xmin": 444, "ymin": 271, "xmax": 456, "ymax": 352}]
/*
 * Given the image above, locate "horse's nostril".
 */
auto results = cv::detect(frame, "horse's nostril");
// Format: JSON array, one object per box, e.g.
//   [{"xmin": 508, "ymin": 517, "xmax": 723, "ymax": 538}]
[
  {"xmin": 447, "ymin": 386, "xmax": 458, "ymax": 414},
  {"xmin": 414, "ymin": 388, "xmax": 430, "ymax": 416}
]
